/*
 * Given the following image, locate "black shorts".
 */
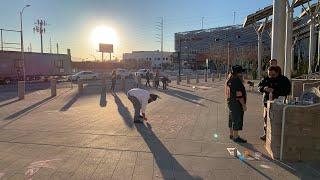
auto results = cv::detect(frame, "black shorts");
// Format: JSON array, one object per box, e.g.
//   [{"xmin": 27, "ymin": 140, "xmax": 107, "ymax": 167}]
[{"xmin": 228, "ymin": 101, "xmax": 244, "ymax": 131}]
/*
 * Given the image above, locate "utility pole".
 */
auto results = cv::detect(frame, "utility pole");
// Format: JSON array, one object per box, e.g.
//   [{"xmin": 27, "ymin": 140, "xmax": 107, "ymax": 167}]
[
  {"xmin": 227, "ymin": 42, "xmax": 230, "ymax": 73},
  {"xmin": 49, "ymin": 38, "xmax": 52, "ymax": 53},
  {"xmin": 33, "ymin": 19, "xmax": 47, "ymax": 53},
  {"xmin": 156, "ymin": 17, "xmax": 164, "ymax": 69},
  {"xmin": 233, "ymin": 11, "xmax": 236, "ymax": 25},
  {"xmin": 0, "ymin": 29, "xmax": 3, "ymax": 51},
  {"xmin": 56, "ymin": 43, "xmax": 59, "ymax": 54},
  {"xmin": 179, "ymin": 38, "xmax": 182, "ymax": 82},
  {"xmin": 202, "ymin": 17, "xmax": 204, "ymax": 29}
]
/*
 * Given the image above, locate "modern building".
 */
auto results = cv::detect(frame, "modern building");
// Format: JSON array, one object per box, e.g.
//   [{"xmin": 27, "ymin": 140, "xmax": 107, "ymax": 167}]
[
  {"xmin": 123, "ymin": 51, "xmax": 173, "ymax": 69},
  {"xmin": 174, "ymin": 25, "xmax": 271, "ymax": 72}
]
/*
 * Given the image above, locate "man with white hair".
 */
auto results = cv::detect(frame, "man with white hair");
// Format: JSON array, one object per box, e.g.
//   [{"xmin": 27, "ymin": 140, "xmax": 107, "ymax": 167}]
[{"xmin": 127, "ymin": 88, "xmax": 159, "ymax": 123}]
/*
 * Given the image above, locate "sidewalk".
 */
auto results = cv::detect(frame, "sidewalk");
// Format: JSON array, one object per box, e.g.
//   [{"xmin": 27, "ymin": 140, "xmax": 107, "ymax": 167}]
[{"xmin": 0, "ymin": 79, "xmax": 319, "ymax": 179}]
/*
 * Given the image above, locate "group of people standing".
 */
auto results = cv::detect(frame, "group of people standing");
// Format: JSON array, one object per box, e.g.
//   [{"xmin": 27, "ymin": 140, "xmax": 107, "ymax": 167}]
[
  {"xmin": 226, "ymin": 59, "xmax": 291, "ymax": 143},
  {"xmin": 145, "ymin": 70, "xmax": 169, "ymax": 90}
]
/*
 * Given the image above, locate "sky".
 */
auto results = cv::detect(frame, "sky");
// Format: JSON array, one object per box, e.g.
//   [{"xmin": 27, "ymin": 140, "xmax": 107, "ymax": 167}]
[{"xmin": 0, "ymin": 0, "xmax": 285, "ymax": 60}]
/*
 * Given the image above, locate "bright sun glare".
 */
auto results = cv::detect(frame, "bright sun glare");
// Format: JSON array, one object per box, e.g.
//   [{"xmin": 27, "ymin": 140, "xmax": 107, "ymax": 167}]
[{"xmin": 91, "ymin": 26, "xmax": 118, "ymax": 48}]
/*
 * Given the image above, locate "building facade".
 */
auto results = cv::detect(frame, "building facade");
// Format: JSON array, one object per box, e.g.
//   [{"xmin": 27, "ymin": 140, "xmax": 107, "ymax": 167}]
[
  {"xmin": 174, "ymin": 25, "xmax": 271, "ymax": 72},
  {"xmin": 123, "ymin": 51, "xmax": 173, "ymax": 69}
]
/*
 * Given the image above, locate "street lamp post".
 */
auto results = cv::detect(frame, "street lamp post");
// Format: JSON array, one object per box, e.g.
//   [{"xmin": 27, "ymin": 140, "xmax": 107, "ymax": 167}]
[{"xmin": 20, "ymin": 4, "xmax": 30, "ymax": 82}]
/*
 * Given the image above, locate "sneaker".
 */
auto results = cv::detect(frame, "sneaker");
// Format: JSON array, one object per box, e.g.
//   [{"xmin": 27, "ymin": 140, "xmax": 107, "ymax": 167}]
[
  {"xmin": 260, "ymin": 134, "xmax": 266, "ymax": 141},
  {"xmin": 233, "ymin": 137, "xmax": 247, "ymax": 143}
]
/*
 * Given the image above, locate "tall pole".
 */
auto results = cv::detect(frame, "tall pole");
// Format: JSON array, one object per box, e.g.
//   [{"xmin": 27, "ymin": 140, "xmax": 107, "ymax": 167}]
[
  {"xmin": 179, "ymin": 38, "xmax": 182, "ymax": 81},
  {"xmin": 56, "ymin": 43, "xmax": 59, "ymax": 54},
  {"xmin": 0, "ymin": 29, "xmax": 3, "ymax": 51},
  {"xmin": 227, "ymin": 42, "xmax": 230, "ymax": 73},
  {"xmin": 233, "ymin": 12, "xmax": 236, "ymax": 25},
  {"xmin": 284, "ymin": 5, "xmax": 293, "ymax": 78},
  {"xmin": 271, "ymin": 0, "xmax": 286, "ymax": 71},
  {"xmin": 257, "ymin": 33, "xmax": 262, "ymax": 79},
  {"xmin": 40, "ymin": 32, "xmax": 43, "ymax": 53},
  {"xmin": 161, "ymin": 17, "xmax": 163, "ymax": 52},
  {"xmin": 202, "ymin": 17, "xmax": 204, "ymax": 29},
  {"xmin": 20, "ymin": 5, "xmax": 30, "ymax": 81},
  {"xmin": 309, "ymin": 18, "xmax": 316, "ymax": 74},
  {"xmin": 49, "ymin": 38, "xmax": 52, "ymax": 53},
  {"xmin": 318, "ymin": 26, "xmax": 320, "ymax": 71}
]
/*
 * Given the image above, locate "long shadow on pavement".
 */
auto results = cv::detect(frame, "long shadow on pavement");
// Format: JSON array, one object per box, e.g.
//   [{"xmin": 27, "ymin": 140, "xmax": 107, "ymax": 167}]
[
  {"xmin": 112, "ymin": 93, "xmax": 134, "ymax": 128},
  {"xmin": 100, "ymin": 84, "xmax": 107, "ymax": 107},
  {"xmin": 135, "ymin": 123, "xmax": 202, "ymax": 179},
  {"xmin": 237, "ymin": 142, "xmax": 320, "ymax": 179},
  {"xmin": 60, "ymin": 93, "xmax": 80, "ymax": 111},
  {"xmin": 4, "ymin": 96, "xmax": 53, "ymax": 120},
  {"xmin": 0, "ymin": 99, "xmax": 20, "ymax": 108},
  {"xmin": 158, "ymin": 87, "xmax": 220, "ymax": 106}
]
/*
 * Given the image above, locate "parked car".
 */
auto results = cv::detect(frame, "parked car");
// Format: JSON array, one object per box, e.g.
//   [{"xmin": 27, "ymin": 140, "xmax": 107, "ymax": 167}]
[
  {"xmin": 114, "ymin": 68, "xmax": 131, "ymax": 79},
  {"xmin": 135, "ymin": 69, "xmax": 153, "ymax": 78},
  {"xmin": 68, "ymin": 71, "xmax": 98, "ymax": 81}
]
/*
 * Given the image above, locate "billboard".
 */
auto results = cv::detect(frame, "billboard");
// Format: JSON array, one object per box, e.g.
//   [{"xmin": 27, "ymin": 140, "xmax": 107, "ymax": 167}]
[{"xmin": 99, "ymin": 44, "xmax": 113, "ymax": 53}]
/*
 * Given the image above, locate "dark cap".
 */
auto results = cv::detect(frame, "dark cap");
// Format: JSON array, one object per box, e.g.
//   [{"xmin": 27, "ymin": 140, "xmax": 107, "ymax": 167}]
[
  {"xmin": 231, "ymin": 65, "xmax": 245, "ymax": 74},
  {"xmin": 150, "ymin": 94, "xmax": 159, "ymax": 101}
]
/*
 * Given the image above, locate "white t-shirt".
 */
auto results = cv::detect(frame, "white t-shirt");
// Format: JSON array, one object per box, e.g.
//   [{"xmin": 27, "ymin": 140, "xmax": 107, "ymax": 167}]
[{"xmin": 127, "ymin": 88, "xmax": 150, "ymax": 113}]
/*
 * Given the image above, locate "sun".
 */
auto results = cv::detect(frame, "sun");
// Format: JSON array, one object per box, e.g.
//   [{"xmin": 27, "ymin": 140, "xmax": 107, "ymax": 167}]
[{"xmin": 90, "ymin": 26, "xmax": 118, "ymax": 48}]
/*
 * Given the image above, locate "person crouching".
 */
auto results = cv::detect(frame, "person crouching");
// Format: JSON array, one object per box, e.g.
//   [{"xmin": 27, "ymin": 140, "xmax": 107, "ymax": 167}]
[{"xmin": 127, "ymin": 88, "xmax": 159, "ymax": 123}]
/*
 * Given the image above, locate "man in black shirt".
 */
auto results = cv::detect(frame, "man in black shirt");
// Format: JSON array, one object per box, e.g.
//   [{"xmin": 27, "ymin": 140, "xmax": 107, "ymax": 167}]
[{"xmin": 226, "ymin": 65, "xmax": 247, "ymax": 143}]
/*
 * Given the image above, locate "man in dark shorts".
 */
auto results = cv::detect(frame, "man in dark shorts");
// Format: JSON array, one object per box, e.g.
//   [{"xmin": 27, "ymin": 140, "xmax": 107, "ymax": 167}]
[{"xmin": 226, "ymin": 65, "xmax": 247, "ymax": 143}]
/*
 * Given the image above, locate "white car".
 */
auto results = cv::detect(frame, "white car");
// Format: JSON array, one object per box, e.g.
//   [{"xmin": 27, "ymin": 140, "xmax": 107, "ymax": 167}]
[
  {"xmin": 69, "ymin": 71, "xmax": 98, "ymax": 81},
  {"xmin": 135, "ymin": 69, "xmax": 153, "ymax": 78},
  {"xmin": 115, "ymin": 68, "xmax": 130, "ymax": 79}
]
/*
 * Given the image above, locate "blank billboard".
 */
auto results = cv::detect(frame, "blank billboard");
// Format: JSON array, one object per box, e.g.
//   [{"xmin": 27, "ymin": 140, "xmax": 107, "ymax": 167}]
[{"xmin": 99, "ymin": 44, "xmax": 113, "ymax": 53}]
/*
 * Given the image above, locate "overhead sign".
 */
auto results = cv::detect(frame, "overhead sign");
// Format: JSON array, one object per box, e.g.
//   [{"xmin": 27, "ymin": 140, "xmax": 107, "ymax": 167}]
[{"xmin": 99, "ymin": 44, "xmax": 113, "ymax": 53}]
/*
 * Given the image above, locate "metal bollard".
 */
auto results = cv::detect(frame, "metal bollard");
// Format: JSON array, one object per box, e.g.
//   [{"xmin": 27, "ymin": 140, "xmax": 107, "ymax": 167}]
[
  {"xmin": 121, "ymin": 77, "xmax": 126, "ymax": 91},
  {"xmin": 196, "ymin": 73, "xmax": 199, "ymax": 84},
  {"xmin": 205, "ymin": 73, "xmax": 208, "ymax": 82},
  {"xmin": 18, "ymin": 81, "xmax": 25, "ymax": 100},
  {"xmin": 78, "ymin": 79, "xmax": 83, "ymax": 94},
  {"xmin": 177, "ymin": 75, "xmax": 180, "ymax": 85},
  {"xmin": 137, "ymin": 75, "xmax": 141, "ymax": 88},
  {"xmin": 187, "ymin": 74, "xmax": 190, "ymax": 84},
  {"xmin": 51, "ymin": 79, "xmax": 57, "ymax": 97}
]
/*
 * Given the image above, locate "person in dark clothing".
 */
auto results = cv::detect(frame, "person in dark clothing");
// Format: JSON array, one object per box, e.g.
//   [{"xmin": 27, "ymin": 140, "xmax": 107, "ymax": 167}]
[
  {"xmin": 161, "ymin": 76, "xmax": 168, "ymax": 90},
  {"xmin": 145, "ymin": 71, "xmax": 151, "ymax": 87},
  {"xmin": 258, "ymin": 66, "xmax": 291, "ymax": 141},
  {"xmin": 111, "ymin": 70, "xmax": 117, "ymax": 92},
  {"xmin": 226, "ymin": 65, "xmax": 247, "ymax": 143},
  {"xmin": 154, "ymin": 70, "xmax": 160, "ymax": 89}
]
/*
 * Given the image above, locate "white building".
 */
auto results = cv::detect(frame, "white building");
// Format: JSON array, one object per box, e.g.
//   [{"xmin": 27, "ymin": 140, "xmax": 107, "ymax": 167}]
[{"xmin": 123, "ymin": 51, "xmax": 173, "ymax": 68}]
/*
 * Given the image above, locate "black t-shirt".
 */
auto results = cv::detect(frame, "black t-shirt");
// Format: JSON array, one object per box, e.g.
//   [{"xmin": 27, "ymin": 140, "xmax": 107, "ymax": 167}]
[{"xmin": 226, "ymin": 77, "xmax": 246, "ymax": 103}]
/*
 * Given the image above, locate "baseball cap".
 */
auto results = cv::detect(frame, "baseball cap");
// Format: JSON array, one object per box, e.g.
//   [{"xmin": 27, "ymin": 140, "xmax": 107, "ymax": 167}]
[{"xmin": 231, "ymin": 65, "xmax": 245, "ymax": 74}]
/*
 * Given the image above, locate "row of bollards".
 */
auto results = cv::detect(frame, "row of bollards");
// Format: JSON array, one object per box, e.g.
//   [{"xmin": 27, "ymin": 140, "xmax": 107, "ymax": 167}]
[
  {"xmin": 18, "ymin": 79, "xmax": 58, "ymax": 100},
  {"xmin": 176, "ymin": 73, "xmax": 223, "ymax": 85}
]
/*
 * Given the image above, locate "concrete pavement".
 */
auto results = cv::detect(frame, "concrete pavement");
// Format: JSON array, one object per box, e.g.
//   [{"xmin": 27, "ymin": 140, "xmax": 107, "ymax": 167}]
[{"xmin": 0, "ymin": 79, "xmax": 319, "ymax": 179}]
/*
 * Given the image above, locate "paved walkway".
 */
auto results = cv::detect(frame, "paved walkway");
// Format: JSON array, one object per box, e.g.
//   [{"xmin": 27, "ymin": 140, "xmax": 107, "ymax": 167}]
[{"xmin": 0, "ymin": 79, "xmax": 319, "ymax": 180}]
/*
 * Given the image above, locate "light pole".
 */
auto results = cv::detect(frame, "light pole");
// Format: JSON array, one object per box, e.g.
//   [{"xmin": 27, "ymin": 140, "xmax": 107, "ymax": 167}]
[{"xmin": 20, "ymin": 4, "xmax": 30, "ymax": 82}]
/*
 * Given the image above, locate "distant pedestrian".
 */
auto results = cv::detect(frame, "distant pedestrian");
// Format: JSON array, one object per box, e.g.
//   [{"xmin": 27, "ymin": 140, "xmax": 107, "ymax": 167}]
[
  {"xmin": 226, "ymin": 65, "xmax": 247, "ymax": 143},
  {"xmin": 111, "ymin": 70, "xmax": 116, "ymax": 92},
  {"xmin": 146, "ymin": 71, "xmax": 151, "ymax": 87},
  {"xmin": 269, "ymin": 59, "xmax": 278, "ymax": 67},
  {"xmin": 127, "ymin": 88, "xmax": 159, "ymax": 123},
  {"xmin": 154, "ymin": 70, "xmax": 160, "ymax": 89},
  {"xmin": 161, "ymin": 76, "xmax": 169, "ymax": 90}
]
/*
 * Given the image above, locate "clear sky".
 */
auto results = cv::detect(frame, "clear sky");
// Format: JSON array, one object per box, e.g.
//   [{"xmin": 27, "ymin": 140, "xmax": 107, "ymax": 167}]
[{"xmin": 1, "ymin": 0, "xmax": 279, "ymax": 60}]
